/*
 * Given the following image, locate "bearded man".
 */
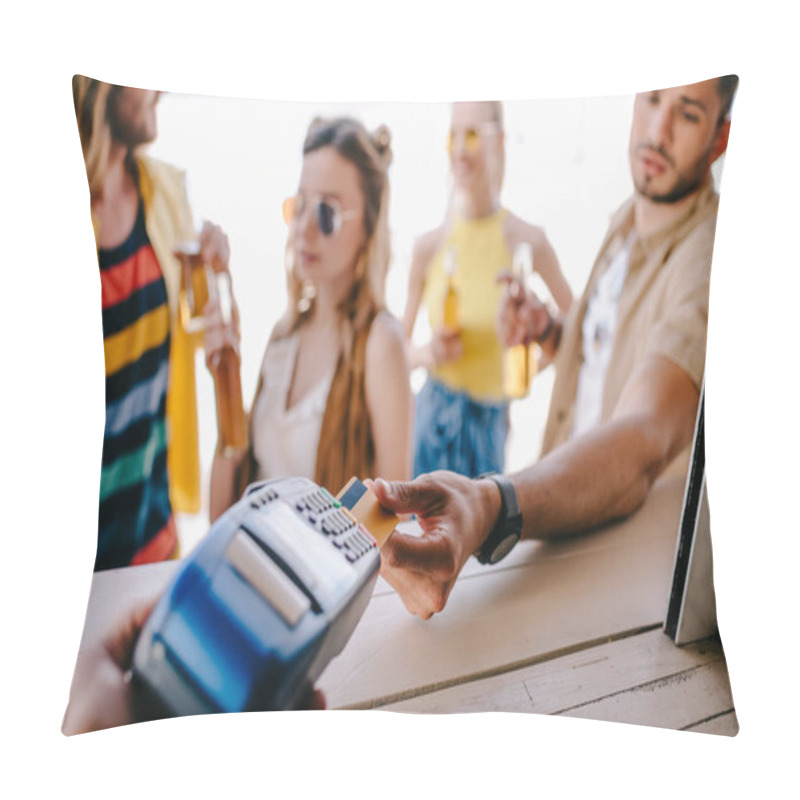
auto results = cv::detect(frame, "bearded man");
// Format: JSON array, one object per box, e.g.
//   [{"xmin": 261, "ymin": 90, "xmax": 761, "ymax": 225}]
[{"xmin": 73, "ymin": 78, "xmax": 231, "ymax": 571}]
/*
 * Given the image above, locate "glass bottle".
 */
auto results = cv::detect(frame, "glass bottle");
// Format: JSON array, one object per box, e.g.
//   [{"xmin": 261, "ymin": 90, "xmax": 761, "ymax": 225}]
[
  {"xmin": 503, "ymin": 243, "xmax": 539, "ymax": 399},
  {"xmin": 442, "ymin": 248, "xmax": 460, "ymax": 333},
  {"xmin": 208, "ymin": 270, "xmax": 247, "ymax": 455},
  {"xmin": 175, "ymin": 239, "xmax": 210, "ymax": 334}
]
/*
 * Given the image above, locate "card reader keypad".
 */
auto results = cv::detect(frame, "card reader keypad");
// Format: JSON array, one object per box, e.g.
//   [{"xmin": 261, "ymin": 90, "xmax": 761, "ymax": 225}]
[
  {"xmin": 249, "ymin": 485, "xmax": 279, "ymax": 509},
  {"xmin": 294, "ymin": 491, "xmax": 377, "ymax": 564},
  {"xmin": 245, "ymin": 481, "xmax": 378, "ymax": 566},
  {"xmin": 294, "ymin": 487, "xmax": 336, "ymax": 519},
  {"xmin": 319, "ymin": 507, "xmax": 377, "ymax": 563}
]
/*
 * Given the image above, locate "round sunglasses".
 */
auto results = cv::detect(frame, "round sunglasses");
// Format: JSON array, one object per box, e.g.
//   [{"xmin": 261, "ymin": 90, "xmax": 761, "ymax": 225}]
[{"xmin": 282, "ymin": 193, "xmax": 361, "ymax": 237}]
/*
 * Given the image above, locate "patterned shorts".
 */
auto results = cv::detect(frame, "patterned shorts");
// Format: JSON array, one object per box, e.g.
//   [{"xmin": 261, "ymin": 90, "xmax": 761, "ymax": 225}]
[{"xmin": 413, "ymin": 377, "xmax": 508, "ymax": 479}]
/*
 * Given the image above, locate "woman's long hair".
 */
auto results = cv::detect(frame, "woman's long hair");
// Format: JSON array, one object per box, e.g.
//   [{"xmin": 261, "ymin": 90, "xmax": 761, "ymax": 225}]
[
  {"xmin": 282, "ymin": 116, "xmax": 393, "ymax": 334},
  {"xmin": 280, "ymin": 116, "xmax": 394, "ymax": 491}
]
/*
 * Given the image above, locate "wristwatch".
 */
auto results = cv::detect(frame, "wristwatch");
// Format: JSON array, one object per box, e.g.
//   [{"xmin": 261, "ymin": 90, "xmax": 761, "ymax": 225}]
[{"xmin": 476, "ymin": 473, "xmax": 523, "ymax": 565}]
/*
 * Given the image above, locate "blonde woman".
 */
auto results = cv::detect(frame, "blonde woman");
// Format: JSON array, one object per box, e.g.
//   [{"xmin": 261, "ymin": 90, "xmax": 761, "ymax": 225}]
[
  {"xmin": 208, "ymin": 117, "xmax": 412, "ymax": 520},
  {"xmin": 404, "ymin": 101, "xmax": 573, "ymax": 478}
]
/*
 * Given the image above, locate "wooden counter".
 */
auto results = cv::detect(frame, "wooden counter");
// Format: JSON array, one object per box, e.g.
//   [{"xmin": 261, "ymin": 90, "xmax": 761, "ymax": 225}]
[{"xmin": 79, "ymin": 472, "xmax": 737, "ymax": 734}]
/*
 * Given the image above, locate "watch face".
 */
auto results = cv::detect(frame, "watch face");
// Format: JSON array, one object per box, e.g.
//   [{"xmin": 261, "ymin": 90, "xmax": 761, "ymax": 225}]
[{"xmin": 489, "ymin": 533, "xmax": 519, "ymax": 564}]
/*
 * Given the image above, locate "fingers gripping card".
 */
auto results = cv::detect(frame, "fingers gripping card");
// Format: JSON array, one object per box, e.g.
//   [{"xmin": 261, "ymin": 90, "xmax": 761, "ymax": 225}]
[{"xmin": 337, "ymin": 477, "xmax": 398, "ymax": 548}]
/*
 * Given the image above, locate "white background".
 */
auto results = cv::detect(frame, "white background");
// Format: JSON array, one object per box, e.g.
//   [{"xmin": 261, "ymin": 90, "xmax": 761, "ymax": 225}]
[{"xmin": 3, "ymin": 1, "xmax": 797, "ymax": 797}]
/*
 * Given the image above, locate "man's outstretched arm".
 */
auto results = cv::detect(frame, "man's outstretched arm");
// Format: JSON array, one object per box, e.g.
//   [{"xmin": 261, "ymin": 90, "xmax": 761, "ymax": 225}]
[{"xmin": 375, "ymin": 354, "xmax": 700, "ymax": 618}]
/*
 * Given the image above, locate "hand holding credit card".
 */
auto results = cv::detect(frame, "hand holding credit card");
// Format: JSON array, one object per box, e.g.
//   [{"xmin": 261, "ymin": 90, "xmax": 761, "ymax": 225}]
[{"xmin": 336, "ymin": 477, "xmax": 399, "ymax": 548}]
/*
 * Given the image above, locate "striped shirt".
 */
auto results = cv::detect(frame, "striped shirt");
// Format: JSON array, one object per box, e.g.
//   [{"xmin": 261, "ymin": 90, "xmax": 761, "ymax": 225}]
[{"xmin": 96, "ymin": 198, "xmax": 176, "ymax": 570}]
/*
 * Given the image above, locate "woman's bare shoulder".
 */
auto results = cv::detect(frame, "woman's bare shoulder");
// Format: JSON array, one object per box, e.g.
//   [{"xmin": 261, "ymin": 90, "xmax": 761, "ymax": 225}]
[
  {"xmin": 411, "ymin": 226, "xmax": 447, "ymax": 272},
  {"xmin": 366, "ymin": 310, "xmax": 408, "ymax": 366},
  {"xmin": 503, "ymin": 211, "xmax": 548, "ymax": 248},
  {"xmin": 268, "ymin": 308, "xmax": 297, "ymax": 343}
]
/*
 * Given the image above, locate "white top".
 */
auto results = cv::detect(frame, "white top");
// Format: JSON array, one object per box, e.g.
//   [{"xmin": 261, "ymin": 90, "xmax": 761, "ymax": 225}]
[
  {"xmin": 251, "ymin": 332, "xmax": 335, "ymax": 481},
  {"xmin": 572, "ymin": 234, "xmax": 633, "ymax": 438}
]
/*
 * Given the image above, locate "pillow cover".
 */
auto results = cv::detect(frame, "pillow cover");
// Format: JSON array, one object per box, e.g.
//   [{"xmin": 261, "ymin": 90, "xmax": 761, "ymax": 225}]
[{"xmin": 64, "ymin": 75, "xmax": 737, "ymax": 736}]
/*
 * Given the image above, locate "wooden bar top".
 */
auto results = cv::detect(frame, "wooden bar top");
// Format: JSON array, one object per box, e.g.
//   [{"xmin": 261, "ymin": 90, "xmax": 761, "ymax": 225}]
[{"xmin": 78, "ymin": 472, "xmax": 737, "ymax": 733}]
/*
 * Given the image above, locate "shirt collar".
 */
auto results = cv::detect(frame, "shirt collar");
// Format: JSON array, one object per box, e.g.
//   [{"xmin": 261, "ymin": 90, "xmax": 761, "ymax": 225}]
[{"xmin": 633, "ymin": 178, "xmax": 718, "ymax": 258}]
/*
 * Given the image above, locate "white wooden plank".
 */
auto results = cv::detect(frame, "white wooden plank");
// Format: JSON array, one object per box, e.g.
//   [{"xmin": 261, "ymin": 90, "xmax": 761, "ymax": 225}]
[
  {"xmin": 321, "ymin": 475, "xmax": 687, "ymax": 708},
  {"xmin": 381, "ymin": 629, "xmax": 728, "ymax": 716},
  {"xmin": 558, "ymin": 658, "xmax": 736, "ymax": 731}
]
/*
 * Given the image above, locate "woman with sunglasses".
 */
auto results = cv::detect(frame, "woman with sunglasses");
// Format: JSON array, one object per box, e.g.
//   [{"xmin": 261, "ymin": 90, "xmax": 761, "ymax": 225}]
[
  {"xmin": 403, "ymin": 101, "xmax": 573, "ymax": 478},
  {"xmin": 207, "ymin": 117, "xmax": 412, "ymax": 520}
]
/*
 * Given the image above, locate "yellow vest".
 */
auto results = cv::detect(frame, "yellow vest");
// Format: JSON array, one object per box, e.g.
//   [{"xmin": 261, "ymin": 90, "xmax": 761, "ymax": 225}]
[{"xmin": 424, "ymin": 209, "xmax": 512, "ymax": 402}]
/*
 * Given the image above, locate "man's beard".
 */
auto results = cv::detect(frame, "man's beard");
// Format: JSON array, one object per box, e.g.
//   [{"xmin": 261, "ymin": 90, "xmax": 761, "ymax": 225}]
[
  {"xmin": 632, "ymin": 143, "xmax": 712, "ymax": 204},
  {"xmin": 107, "ymin": 96, "xmax": 155, "ymax": 149}
]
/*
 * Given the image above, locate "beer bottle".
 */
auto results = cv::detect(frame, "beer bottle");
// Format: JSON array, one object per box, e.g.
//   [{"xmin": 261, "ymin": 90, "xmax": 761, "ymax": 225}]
[
  {"xmin": 442, "ymin": 249, "xmax": 460, "ymax": 333},
  {"xmin": 175, "ymin": 239, "xmax": 210, "ymax": 334},
  {"xmin": 503, "ymin": 243, "xmax": 539, "ymax": 399},
  {"xmin": 208, "ymin": 271, "xmax": 247, "ymax": 455}
]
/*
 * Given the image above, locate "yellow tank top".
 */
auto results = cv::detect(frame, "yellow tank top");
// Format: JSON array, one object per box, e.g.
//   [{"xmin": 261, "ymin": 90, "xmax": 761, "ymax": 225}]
[{"xmin": 424, "ymin": 209, "xmax": 512, "ymax": 402}]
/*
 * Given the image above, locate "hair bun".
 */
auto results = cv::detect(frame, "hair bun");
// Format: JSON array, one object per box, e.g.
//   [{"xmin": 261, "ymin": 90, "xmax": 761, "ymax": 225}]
[{"xmin": 372, "ymin": 124, "xmax": 393, "ymax": 166}]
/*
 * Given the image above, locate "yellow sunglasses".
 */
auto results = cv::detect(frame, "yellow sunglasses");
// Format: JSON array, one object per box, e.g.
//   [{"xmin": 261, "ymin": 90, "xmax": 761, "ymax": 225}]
[{"xmin": 446, "ymin": 121, "xmax": 502, "ymax": 155}]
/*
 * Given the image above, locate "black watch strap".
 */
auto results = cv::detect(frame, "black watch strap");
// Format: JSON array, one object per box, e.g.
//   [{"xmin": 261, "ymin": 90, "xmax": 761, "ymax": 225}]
[{"xmin": 476, "ymin": 473, "xmax": 522, "ymax": 565}]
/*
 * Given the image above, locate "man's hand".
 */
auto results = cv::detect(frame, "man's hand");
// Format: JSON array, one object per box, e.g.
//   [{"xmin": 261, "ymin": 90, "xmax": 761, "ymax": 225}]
[
  {"xmin": 495, "ymin": 271, "xmax": 551, "ymax": 347},
  {"xmin": 202, "ymin": 290, "xmax": 241, "ymax": 372},
  {"xmin": 62, "ymin": 595, "xmax": 159, "ymax": 735},
  {"xmin": 199, "ymin": 220, "xmax": 230, "ymax": 273},
  {"xmin": 200, "ymin": 220, "xmax": 240, "ymax": 373},
  {"xmin": 63, "ymin": 593, "xmax": 327, "ymax": 735},
  {"xmin": 372, "ymin": 472, "xmax": 502, "ymax": 619}
]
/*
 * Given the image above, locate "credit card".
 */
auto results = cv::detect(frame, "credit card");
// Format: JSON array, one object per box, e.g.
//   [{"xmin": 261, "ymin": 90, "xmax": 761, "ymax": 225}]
[{"xmin": 336, "ymin": 477, "xmax": 398, "ymax": 548}]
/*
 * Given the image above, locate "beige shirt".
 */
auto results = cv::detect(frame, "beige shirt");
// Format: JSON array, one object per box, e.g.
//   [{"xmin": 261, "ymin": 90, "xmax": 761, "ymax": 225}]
[{"xmin": 541, "ymin": 180, "xmax": 718, "ymax": 459}]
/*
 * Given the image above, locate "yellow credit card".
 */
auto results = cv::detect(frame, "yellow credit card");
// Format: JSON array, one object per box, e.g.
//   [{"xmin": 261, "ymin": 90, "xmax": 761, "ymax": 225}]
[{"xmin": 336, "ymin": 477, "xmax": 398, "ymax": 548}]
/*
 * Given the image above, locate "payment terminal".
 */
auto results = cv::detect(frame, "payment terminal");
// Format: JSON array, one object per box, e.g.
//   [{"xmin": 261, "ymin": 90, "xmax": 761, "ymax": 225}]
[{"xmin": 131, "ymin": 477, "xmax": 382, "ymax": 718}]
